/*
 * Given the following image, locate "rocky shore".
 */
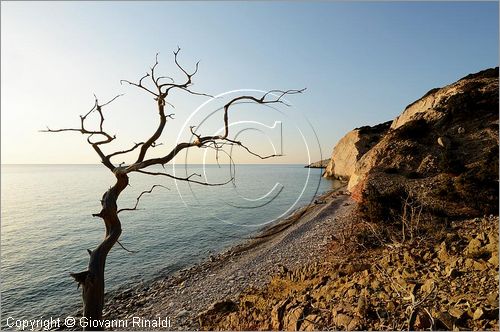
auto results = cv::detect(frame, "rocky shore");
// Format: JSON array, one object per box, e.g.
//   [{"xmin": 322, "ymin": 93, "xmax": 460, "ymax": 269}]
[
  {"xmin": 95, "ymin": 190, "xmax": 499, "ymax": 331},
  {"xmin": 98, "ymin": 187, "xmax": 354, "ymax": 330}
]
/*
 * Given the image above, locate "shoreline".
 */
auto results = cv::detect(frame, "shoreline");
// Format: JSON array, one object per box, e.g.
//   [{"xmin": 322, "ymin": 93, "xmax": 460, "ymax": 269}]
[{"xmin": 94, "ymin": 185, "xmax": 353, "ymax": 330}]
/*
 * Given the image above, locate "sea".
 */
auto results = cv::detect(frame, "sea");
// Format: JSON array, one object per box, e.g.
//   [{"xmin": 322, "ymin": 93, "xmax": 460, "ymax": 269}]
[{"xmin": 1, "ymin": 164, "xmax": 337, "ymax": 324}]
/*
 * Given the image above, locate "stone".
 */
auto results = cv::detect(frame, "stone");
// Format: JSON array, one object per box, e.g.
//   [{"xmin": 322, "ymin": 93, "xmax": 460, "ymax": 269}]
[
  {"xmin": 473, "ymin": 308, "xmax": 484, "ymax": 320},
  {"xmin": 437, "ymin": 241, "xmax": 450, "ymax": 262},
  {"xmin": 334, "ymin": 314, "xmax": 352, "ymax": 329},
  {"xmin": 347, "ymin": 288, "xmax": 357, "ymax": 297},
  {"xmin": 465, "ymin": 238, "xmax": 483, "ymax": 257},
  {"xmin": 449, "ymin": 307, "xmax": 465, "ymax": 319},
  {"xmin": 299, "ymin": 314, "xmax": 321, "ymax": 331},
  {"xmin": 434, "ymin": 311, "xmax": 455, "ymax": 330},
  {"xmin": 487, "ymin": 293, "xmax": 498, "ymax": 307},
  {"xmin": 347, "ymin": 317, "xmax": 362, "ymax": 330},
  {"xmin": 464, "ymin": 258, "xmax": 475, "ymax": 269},
  {"xmin": 488, "ymin": 252, "xmax": 499, "ymax": 266},
  {"xmin": 421, "ymin": 279, "xmax": 435, "ymax": 294},
  {"xmin": 284, "ymin": 306, "xmax": 304, "ymax": 331},
  {"xmin": 472, "ymin": 260, "xmax": 488, "ymax": 271},
  {"xmin": 271, "ymin": 299, "xmax": 289, "ymax": 330},
  {"xmin": 445, "ymin": 267, "xmax": 460, "ymax": 279},
  {"xmin": 305, "ymin": 159, "xmax": 330, "ymax": 169}
]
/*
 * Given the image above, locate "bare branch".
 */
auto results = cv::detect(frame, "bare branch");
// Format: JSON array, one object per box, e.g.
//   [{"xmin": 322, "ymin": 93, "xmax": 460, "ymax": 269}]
[
  {"xmin": 42, "ymin": 50, "xmax": 304, "ymax": 325},
  {"xmin": 120, "ymin": 73, "xmax": 158, "ymax": 97},
  {"xmin": 100, "ymin": 94, "xmax": 124, "ymax": 108},
  {"xmin": 150, "ymin": 52, "xmax": 160, "ymax": 87},
  {"xmin": 107, "ymin": 142, "xmax": 145, "ymax": 160},
  {"xmin": 155, "ymin": 75, "xmax": 174, "ymax": 84},
  {"xmin": 135, "ymin": 169, "xmax": 234, "ymax": 186},
  {"xmin": 124, "ymin": 88, "xmax": 304, "ymax": 172},
  {"xmin": 117, "ymin": 184, "xmax": 168, "ymax": 214},
  {"xmin": 176, "ymin": 86, "xmax": 214, "ymax": 98},
  {"xmin": 158, "ymin": 47, "xmax": 213, "ymax": 98},
  {"xmin": 173, "ymin": 46, "xmax": 191, "ymax": 79},
  {"xmin": 223, "ymin": 138, "xmax": 281, "ymax": 160},
  {"xmin": 116, "ymin": 240, "xmax": 138, "ymax": 254},
  {"xmin": 41, "ymin": 94, "xmax": 123, "ymax": 171},
  {"xmin": 219, "ymin": 88, "xmax": 306, "ymax": 138}
]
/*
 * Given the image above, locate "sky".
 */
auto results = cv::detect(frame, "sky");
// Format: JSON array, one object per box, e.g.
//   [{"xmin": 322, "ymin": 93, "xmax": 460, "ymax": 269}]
[{"xmin": 1, "ymin": 1, "xmax": 498, "ymax": 165}]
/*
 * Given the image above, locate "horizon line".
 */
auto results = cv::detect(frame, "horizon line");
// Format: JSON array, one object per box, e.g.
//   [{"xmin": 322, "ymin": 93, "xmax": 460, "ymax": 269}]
[{"xmin": 1, "ymin": 163, "xmax": 312, "ymax": 166}]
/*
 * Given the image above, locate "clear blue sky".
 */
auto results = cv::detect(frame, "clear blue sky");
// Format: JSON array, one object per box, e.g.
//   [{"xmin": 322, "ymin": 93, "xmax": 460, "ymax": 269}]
[{"xmin": 2, "ymin": 1, "xmax": 498, "ymax": 164}]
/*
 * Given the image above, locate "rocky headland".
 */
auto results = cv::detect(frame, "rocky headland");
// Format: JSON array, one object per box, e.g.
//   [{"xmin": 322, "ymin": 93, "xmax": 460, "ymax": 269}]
[
  {"xmin": 81, "ymin": 68, "xmax": 498, "ymax": 330},
  {"xmin": 305, "ymin": 159, "xmax": 330, "ymax": 169}
]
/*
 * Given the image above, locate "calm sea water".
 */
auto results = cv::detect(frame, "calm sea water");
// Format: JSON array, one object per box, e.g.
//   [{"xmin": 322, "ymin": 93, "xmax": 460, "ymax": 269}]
[{"xmin": 1, "ymin": 164, "xmax": 335, "ymax": 322}]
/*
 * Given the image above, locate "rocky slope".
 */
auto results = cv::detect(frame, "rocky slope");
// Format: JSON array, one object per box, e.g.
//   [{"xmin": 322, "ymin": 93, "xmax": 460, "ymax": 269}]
[{"xmin": 200, "ymin": 68, "xmax": 499, "ymax": 331}]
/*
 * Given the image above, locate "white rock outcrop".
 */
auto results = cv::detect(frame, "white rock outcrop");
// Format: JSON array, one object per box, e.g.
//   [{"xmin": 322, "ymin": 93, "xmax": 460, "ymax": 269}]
[{"xmin": 323, "ymin": 122, "xmax": 390, "ymax": 180}]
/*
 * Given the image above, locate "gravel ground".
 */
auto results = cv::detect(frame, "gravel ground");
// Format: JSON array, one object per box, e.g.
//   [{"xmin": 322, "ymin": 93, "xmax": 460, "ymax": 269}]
[{"xmin": 99, "ymin": 188, "xmax": 355, "ymax": 330}]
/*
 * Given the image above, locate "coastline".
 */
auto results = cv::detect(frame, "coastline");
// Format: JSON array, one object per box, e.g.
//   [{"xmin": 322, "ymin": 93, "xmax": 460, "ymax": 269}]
[{"xmin": 93, "ymin": 185, "xmax": 352, "ymax": 330}]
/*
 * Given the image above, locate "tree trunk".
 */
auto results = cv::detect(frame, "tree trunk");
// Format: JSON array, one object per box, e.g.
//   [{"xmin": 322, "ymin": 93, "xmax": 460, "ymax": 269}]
[{"xmin": 71, "ymin": 172, "xmax": 128, "ymax": 331}]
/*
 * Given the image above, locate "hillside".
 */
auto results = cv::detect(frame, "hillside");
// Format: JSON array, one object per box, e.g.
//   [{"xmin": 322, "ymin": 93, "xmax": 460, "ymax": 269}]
[{"xmin": 201, "ymin": 68, "xmax": 499, "ymax": 331}]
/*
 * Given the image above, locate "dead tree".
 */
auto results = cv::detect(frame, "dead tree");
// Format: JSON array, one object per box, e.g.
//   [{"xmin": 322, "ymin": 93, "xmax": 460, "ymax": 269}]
[{"xmin": 42, "ymin": 48, "xmax": 303, "ymax": 329}]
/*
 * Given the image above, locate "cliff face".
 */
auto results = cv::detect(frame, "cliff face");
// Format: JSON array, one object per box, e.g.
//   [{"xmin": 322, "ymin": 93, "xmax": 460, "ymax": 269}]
[
  {"xmin": 350, "ymin": 67, "xmax": 499, "ymax": 218},
  {"xmin": 323, "ymin": 122, "xmax": 391, "ymax": 179}
]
